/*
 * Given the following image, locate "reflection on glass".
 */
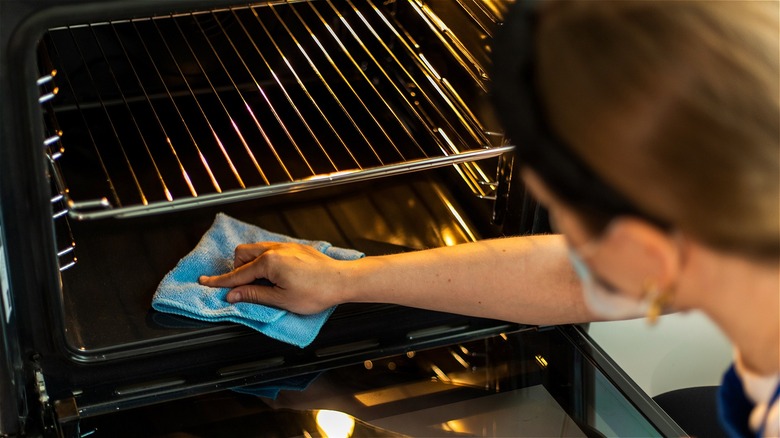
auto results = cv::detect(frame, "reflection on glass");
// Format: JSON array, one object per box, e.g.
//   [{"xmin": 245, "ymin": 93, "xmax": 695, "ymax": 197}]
[
  {"xmin": 264, "ymin": 328, "xmax": 679, "ymax": 437},
  {"xmin": 315, "ymin": 410, "xmax": 356, "ymax": 438}
]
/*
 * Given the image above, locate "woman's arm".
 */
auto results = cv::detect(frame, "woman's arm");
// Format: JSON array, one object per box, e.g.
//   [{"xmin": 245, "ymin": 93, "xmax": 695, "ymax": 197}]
[{"xmin": 199, "ymin": 234, "xmax": 595, "ymax": 325}]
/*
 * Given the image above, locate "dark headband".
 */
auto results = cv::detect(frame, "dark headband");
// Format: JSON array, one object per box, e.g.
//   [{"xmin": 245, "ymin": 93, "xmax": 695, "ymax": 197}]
[{"xmin": 491, "ymin": 1, "xmax": 665, "ymax": 229}]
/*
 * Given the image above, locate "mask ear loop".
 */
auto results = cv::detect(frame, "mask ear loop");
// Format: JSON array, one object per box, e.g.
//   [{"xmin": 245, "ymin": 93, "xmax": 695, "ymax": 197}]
[{"xmin": 566, "ymin": 220, "xmax": 608, "ymax": 261}]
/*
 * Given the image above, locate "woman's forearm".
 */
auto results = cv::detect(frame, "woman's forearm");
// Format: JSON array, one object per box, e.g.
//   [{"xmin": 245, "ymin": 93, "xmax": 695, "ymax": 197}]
[
  {"xmin": 342, "ymin": 234, "xmax": 594, "ymax": 325},
  {"xmin": 200, "ymin": 233, "xmax": 593, "ymax": 324}
]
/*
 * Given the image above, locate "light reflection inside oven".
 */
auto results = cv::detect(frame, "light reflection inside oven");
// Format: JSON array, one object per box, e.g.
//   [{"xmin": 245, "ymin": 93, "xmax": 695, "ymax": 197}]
[
  {"xmin": 354, "ymin": 356, "xmax": 510, "ymax": 408},
  {"xmin": 449, "ymin": 349, "xmax": 471, "ymax": 369},
  {"xmin": 440, "ymin": 419, "xmax": 470, "ymax": 435},
  {"xmin": 315, "ymin": 409, "xmax": 356, "ymax": 438}
]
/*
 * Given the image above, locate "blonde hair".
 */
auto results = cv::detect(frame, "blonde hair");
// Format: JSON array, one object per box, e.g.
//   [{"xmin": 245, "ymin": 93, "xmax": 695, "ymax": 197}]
[{"xmin": 536, "ymin": 1, "xmax": 779, "ymax": 258}]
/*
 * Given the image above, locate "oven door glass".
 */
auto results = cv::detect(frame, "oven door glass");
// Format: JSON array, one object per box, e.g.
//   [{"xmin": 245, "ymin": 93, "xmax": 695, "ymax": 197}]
[{"xmin": 76, "ymin": 325, "xmax": 684, "ymax": 437}]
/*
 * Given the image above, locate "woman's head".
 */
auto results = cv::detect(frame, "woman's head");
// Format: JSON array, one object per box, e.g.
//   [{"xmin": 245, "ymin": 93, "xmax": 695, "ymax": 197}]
[
  {"xmin": 493, "ymin": 0, "xmax": 779, "ymax": 317},
  {"xmin": 532, "ymin": 0, "xmax": 779, "ymax": 259}
]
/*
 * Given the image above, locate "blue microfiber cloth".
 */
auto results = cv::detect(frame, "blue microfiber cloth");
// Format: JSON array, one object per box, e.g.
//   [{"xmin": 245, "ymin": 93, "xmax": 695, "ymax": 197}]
[{"xmin": 152, "ymin": 213, "xmax": 364, "ymax": 348}]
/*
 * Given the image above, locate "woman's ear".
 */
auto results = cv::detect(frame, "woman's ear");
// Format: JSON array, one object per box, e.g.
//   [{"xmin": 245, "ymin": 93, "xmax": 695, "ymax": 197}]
[{"xmin": 591, "ymin": 218, "xmax": 681, "ymax": 298}]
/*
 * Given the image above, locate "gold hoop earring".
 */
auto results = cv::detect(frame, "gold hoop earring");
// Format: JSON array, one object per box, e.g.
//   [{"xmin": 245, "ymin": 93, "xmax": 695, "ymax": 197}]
[{"xmin": 643, "ymin": 280, "xmax": 673, "ymax": 325}]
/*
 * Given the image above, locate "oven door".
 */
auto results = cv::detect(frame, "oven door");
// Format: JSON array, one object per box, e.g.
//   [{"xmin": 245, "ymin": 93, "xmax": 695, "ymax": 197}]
[{"xmin": 67, "ymin": 325, "xmax": 685, "ymax": 437}]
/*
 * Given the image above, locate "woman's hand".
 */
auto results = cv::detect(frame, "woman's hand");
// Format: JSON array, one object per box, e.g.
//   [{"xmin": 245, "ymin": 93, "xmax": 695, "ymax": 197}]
[{"xmin": 198, "ymin": 242, "xmax": 354, "ymax": 315}]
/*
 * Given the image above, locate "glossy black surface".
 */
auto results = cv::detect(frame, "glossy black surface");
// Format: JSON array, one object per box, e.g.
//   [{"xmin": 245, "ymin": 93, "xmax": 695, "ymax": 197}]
[
  {"xmin": 58, "ymin": 175, "xmax": 495, "ymax": 359},
  {"xmin": 73, "ymin": 326, "xmax": 685, "ymax": 437}
]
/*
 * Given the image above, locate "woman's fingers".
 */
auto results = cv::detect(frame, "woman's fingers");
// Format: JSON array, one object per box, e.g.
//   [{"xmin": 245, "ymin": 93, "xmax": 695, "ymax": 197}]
[
  {"xmin": 224, "ymin": 284, "xmax": 282, "ymax": 307},
  {"xmin": 233, "ymin": 242, "xmax": 274, "ymax": 268},
  {"xmin": 199, "ymin": 255, "xmax": 270, "ymax": 289}
]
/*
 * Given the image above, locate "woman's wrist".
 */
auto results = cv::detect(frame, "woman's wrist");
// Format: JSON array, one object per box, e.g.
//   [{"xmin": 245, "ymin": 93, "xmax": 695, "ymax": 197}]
[{"xmin": 336, "ymin": 255, "xmax": 396, "ymax": 306}]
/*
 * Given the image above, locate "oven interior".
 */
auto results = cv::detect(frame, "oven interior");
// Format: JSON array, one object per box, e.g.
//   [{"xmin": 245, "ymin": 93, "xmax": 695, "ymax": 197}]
[
  {"xmin": 20, "ymin": 0, "xmax": 554, "ymax": 426},
  {"xmin": 38, "ymin": 0, "xmax": 519, "ymax": 352},
  {"xmin": 38, "ymin": 0, "xmax": 529, "ymax": 350}
]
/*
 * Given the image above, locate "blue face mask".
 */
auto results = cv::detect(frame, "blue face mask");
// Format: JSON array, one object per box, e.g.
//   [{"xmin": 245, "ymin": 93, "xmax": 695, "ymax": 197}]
[{"xmin": 567, "ymin": 247, "xmax": 649, "ymax": 320}]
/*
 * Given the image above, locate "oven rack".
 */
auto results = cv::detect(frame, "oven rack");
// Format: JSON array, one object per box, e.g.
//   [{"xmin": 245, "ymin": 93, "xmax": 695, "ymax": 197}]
[{"xmin": 39, "ymin": 0, "xmax": 511, "ymax": 220}]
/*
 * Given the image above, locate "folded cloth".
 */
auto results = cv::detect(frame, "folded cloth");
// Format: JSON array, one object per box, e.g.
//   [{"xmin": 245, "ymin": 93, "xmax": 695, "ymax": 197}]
[{"xmin": 152, "ymin": 213, "xmax": 364, "ymax": 348}]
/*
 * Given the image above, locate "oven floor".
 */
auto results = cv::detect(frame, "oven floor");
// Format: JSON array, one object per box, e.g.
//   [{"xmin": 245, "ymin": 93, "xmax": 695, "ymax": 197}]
[{"xmin": 58, "ymin": 174, "xmax": 495, "ymax": 359}]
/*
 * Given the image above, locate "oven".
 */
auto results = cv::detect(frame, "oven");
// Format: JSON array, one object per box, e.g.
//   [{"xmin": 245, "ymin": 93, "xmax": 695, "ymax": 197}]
[{"xmin": 0, "ymin": 0, "xmax": 684, "ymax": 436}]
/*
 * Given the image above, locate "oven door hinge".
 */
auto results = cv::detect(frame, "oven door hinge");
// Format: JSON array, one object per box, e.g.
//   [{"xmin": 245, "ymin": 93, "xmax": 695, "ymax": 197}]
[{"xmin": 33, "ymin": 369, "xmax": 68, "ymax": 437}]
